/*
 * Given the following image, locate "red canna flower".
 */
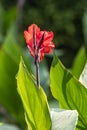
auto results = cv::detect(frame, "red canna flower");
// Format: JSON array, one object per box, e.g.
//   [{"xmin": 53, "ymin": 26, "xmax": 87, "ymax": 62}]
[{"xmin": 24, "ymin": 24, "xmax": 55, "ymax": 62}]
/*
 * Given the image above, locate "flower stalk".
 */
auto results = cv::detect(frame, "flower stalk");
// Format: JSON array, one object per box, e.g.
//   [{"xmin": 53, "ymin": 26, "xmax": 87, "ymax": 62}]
[
  {"xmin": 35, "ymin": 54, "xmax": 40, "ymax": 87},
  {"xmin": 33, "ymin": 26, "xmax": 40, "ymax": 87}
]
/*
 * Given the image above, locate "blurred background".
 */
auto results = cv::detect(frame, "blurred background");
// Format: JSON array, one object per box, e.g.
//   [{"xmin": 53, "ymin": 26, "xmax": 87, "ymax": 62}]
[{"xmin": 0, "ymin": 0, "xmax": 87, "ymax": 130}]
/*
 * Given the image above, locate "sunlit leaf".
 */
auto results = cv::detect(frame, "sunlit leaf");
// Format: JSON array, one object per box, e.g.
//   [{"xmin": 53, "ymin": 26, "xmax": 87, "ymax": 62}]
[
  {"xmin": 50, "ymin": 55, "xmax": 87, "ymax": 129},
  {"xmin": 79, "ymin": 63, "xmax": 87, "ymax": 88},
  {"xmin": 71, "ymin": 47, "xmax": 86, "ymax": 78},
  {"xmin": 16, "ymin": 58, "xmax": 51, "ymax": 130}
]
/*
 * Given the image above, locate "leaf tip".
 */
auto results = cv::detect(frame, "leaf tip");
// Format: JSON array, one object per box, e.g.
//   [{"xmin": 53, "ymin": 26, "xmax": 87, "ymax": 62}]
[
  {"xmin": 52, "ymin": 53, "xmax": 58, "ymax": 67},
  {"xmin": 16, "ymin": 56, "xmax": 25, "ymax": 79}
]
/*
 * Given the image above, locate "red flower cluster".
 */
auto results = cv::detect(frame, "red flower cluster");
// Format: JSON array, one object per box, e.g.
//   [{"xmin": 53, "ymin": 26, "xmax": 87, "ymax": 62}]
[{"xmin": 24, "ymin": 24, "xmax": 55, "ymax": 61}]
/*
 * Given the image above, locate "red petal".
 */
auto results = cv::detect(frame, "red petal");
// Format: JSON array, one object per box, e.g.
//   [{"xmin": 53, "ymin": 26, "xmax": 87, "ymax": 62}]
[
  {"xmin": 28, "ymin": 24, "xmax": 40, "ymax": 34},
  {"xmin": 40, "ymin": 41, "xmax": 55, "ymax": 54},
  {"xmin": 41, "ymin": 31, "xmax": 54, "ymax": 44},
  {"xmin": 28, "ymin": 24, "xmax": 41, "ymax": 45},
  {"xmin": 24, "ymin": 31, "xmax": 32, "ymax": 45},
  {"xmin": 39, "ymin": 52, "xmax": 44, "ymax": 61},
  {"xmin": 27, "ymin": 45, "xmax": 34, "ymax": 57},
  {"xmin": 41, "ymin": 42, "xmax": 55, "ymax": 49},
  {"xmin": 41, "ymin": 47, "xmax": 52, "ymax": 53}
]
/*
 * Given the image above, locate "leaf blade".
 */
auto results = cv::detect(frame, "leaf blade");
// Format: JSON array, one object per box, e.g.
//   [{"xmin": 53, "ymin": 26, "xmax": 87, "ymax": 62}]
[
  {"xmin": 50, "ymin": 55, "xmax": 87, "ymax": 129},
  {"xmin": 71, "ymin": 47, "xmax": 86, "ymax": 78},
  {"xmin": 16, "ymin": 58, "xmax": 51, "ymax": 130}
]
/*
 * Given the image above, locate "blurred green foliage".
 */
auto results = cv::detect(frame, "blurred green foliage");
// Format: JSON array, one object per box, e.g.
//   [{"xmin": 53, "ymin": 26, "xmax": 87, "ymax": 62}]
[{"xmin": 0, "ymin": 26, "xmax": 32, "ymax": 130}]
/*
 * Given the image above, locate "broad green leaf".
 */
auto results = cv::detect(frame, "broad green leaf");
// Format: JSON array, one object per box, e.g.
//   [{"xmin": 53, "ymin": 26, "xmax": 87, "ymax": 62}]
[
  {"xmin": 51, "ymin": 108, "xmax": 78, "ymax": 130},
  {"xmin": 71, "ymin": 47, "xmax": 87, "ymax": 78},
  {"xmin": 79, "ymin": 63, "xmax": 87, "ymax": 88},
  {"xmin": 50, "ymin": 55, "xmax": 87, "ymax": 129},
  {"xmin": 16, "ymin": 58, "xmax": 51, "ymax": 130}
]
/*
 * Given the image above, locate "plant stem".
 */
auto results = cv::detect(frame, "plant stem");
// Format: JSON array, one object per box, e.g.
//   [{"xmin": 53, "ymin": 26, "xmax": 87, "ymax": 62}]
[
  {"xmin": 35, "ymin": 54, "xmax": 40, "ymax": 88},
  {"xmin": 33, "ymin": 26, "xmax": 40, "ymax": 88}
]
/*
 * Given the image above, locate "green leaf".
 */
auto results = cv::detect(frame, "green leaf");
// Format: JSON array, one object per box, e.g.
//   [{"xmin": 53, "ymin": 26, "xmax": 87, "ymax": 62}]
[
  {"xmin": 16, "ymin": 58, "xmax": 51, "ymax": 130},
  {"xmin": 50, "ymin": 55, "xmax": 87, "ymax": 129},
  {"xmin": 51, "ymin": 108, "xmax": 78, "ymax": 130},
  {"xmin": 79, "ymin": 63, "xmax": 87, "ymax": 88},
  {"xmin": 71, "ymin": 47, "xmax": 87, "ymax": 78}
]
